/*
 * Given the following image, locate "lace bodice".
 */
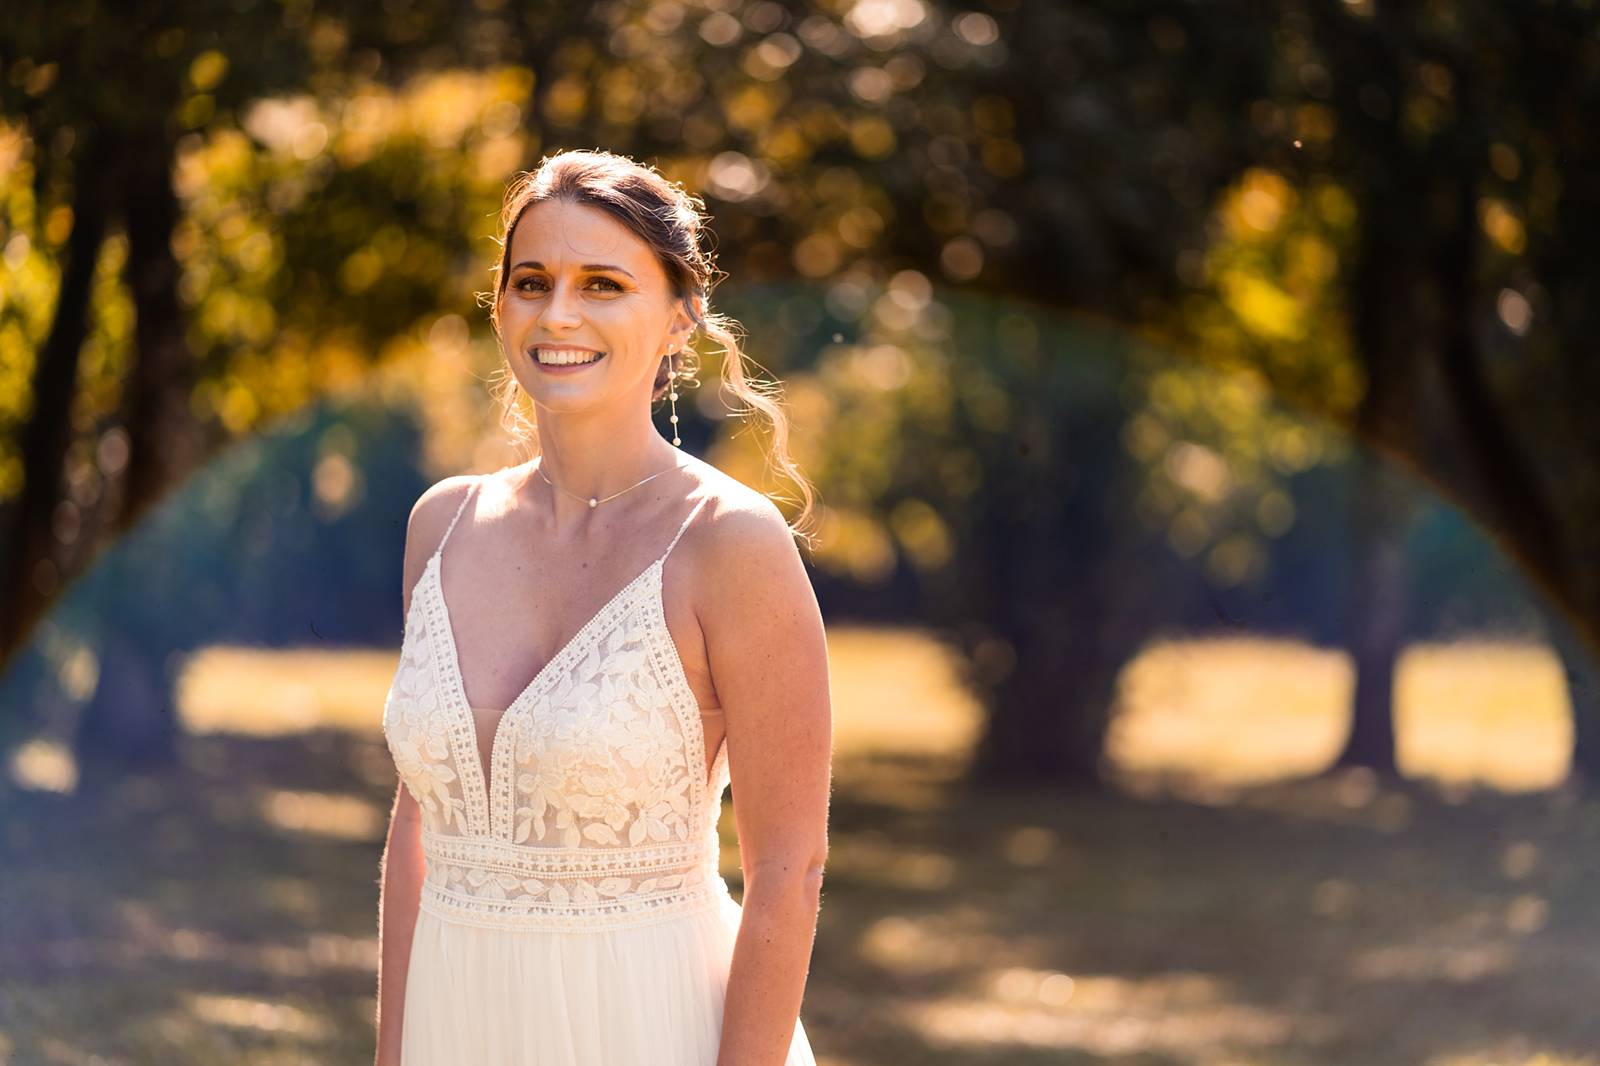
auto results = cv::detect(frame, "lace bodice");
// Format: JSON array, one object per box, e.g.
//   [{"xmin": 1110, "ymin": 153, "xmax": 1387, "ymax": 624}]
[{"xmin": 382, "ymin": 477, "xmax": 732, "ymax": 932}]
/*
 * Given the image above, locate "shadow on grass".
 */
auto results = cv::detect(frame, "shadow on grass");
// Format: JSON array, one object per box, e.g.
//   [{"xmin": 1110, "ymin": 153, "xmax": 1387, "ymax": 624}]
[{"xmin": 3, "ymin": 731, "xmax": 1599, "ymax": 1065}]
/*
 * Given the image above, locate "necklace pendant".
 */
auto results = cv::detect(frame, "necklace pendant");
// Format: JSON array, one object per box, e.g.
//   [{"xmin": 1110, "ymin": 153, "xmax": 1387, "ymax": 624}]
[{"xmin": 588, "ymin": 497, "xmax": 598, "ymax": 508}]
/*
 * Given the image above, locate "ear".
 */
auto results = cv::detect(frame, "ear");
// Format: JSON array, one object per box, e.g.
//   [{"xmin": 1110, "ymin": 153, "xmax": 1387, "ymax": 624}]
[{"xmin": 666, "ymin": 292, "xmax": 702, "ymax": 348}]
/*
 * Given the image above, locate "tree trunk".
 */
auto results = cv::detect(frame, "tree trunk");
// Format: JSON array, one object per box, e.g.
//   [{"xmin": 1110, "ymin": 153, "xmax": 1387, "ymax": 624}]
[
  {"xmin": 1335, "ymin": 446, "xmax": 1414, "ymax": 774},
  {"xmin": 963, "ymin": 399, "xmax": 1138, "ymax": 791},
  {"xmin": 72, "ymin": 620, "xmax": 179, "ymax": 778},
  {"xmin": 62, "ymin": 138, "xmax": 198, "ymax": 778},
  {"xmin": 1331, "ymin": 72, "xmax": 1425, "ymax": 776},
  {"xmin": 968, "ymin": 604, "xmax": 1116, "ymax": 790},
  {"xmin": 0, "ymin": 133, "xmax": 112, "ymax": 663},
  {"xmin": 1539, "ymin": 600, "xmax": 1600, "ymax": 786},
  {"xmin": 117, "ymin": 133, "xmax": 202, "ymax": 536}
]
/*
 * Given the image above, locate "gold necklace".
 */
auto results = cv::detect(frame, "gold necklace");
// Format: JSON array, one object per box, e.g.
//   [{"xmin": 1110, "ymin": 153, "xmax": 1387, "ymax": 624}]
[{"xmin": 537, "ymin": 459, "xmax": 677, "ymax": 509}]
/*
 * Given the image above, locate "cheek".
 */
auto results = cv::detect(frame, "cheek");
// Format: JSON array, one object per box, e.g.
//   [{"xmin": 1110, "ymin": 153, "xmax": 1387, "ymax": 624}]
[{"xmin": 586, "ymin": 303, "xmax": 656, "ymax": 343}]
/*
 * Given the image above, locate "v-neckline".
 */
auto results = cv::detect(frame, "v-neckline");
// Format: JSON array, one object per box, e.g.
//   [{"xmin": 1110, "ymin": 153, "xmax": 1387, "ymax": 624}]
[
  {"xmin": 413, "ymin": 477, "xmax": 713, "ymax": 841},
  {"xmin": 428, "ymin": 546, "xmax": 665, "ymax": 814}
]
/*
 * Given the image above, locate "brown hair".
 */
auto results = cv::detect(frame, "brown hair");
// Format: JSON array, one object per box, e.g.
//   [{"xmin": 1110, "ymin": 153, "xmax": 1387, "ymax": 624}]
[{"xmin": 481, "ymin": 149, "xmax": 816, "ymax": 542}]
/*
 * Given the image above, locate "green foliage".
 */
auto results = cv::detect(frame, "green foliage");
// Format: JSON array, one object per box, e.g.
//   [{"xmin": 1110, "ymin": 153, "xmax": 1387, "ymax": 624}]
[{"xmin": 4, "ymin": 0, "xmax": 1598, "ymax": 780}]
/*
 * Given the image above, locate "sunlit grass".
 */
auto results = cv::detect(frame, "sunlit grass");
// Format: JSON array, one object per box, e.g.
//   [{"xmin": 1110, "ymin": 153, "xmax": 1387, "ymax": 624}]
[
  {"xmin": 820, "ymin": 625, "xmax": 985, "ymax": 758},
  {"xmin": 176, "ymin": 624, "xmax": 986, "ymax": 753},
  {"xmin": 1426, "ymin": 1052, "xmax": 1600, "ymax": 1066},
  {"xmin": 1394, "ymin": 641, "xmax": 1572, "ymax": 790},
  {"xmin": 1107, "ymin": 635, "xmax": 1571, "ymax": 792},
  {"xmin": 175, "ymin": 630, "xmax": 1573, "ymax": 795},
  {"xmin": 182, "ymin": 991, "xmax": 335, "ymax": 1040},
  {"xmin": 8, "ymin": 737, "xmax": 77, "ymax": 793},
  {"xmin": 256, "ymin": 787, "xmax": 385, "ymax": 841},
  {"xmin": 177, "ymin": 646, "xmax": 404, "ymax": 735},
  {"xmin": 902, "ymin": 969, "xmax": 1314, "ymax": 1058}
]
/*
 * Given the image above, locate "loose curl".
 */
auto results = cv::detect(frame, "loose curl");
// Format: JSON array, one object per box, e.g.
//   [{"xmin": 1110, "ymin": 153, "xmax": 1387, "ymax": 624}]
[{"xmin": 480, "ymin": 149, "xmax": 816, "ymax": 544}]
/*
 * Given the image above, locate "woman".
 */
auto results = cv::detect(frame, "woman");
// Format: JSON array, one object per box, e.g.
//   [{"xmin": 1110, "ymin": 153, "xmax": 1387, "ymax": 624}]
[{"xmin": 373, "ymin": 149, "xmax": 831, "ymax": 1065}]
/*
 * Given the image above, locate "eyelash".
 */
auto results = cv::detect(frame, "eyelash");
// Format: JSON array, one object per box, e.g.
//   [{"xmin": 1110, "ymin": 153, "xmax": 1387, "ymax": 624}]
[{"xmin": 513, "ymin": 277, "xmax": 624, "ymax": 293}]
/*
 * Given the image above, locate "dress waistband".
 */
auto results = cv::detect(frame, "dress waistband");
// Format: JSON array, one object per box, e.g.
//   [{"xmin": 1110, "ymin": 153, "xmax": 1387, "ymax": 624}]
[
  {"xmin": 419, "ymin": 874, "xmax": 731, "ymax": 933},
  {"xmin": 418, "ymin": 826, "xmax": 731, "ymax": 932}
]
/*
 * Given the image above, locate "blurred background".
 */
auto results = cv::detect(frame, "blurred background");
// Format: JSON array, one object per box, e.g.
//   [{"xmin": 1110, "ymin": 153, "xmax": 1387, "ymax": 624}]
[{"xmin": 3, "ymin": 1, "xmax": 1600, "ymax": 1064}]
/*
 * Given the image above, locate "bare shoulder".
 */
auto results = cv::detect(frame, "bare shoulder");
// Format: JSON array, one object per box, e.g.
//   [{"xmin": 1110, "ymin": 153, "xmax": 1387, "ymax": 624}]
[
  {"xmin": 400, "ymin": 474, "xmax": 479, "ymax": 615},
  {"xmin": 681, "ymin": 462, "xmax": 802, "ymax": 567},
  {"xmin": 677, "ymin": 460, "xmax": 815, "ymax": 628},
  {"xmin": 408, "ymin": 473, "xmax": 479, "ymax": 539}
]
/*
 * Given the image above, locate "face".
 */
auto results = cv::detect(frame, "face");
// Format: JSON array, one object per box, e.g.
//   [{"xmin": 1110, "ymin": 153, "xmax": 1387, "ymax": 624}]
[{"xmin": 496, "ymin": 198, "xmax": 695, "ymax": 416}]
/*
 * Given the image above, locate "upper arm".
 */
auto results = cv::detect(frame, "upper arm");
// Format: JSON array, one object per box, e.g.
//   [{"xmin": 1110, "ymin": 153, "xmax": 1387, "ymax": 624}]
[{"xmin": 697, "ymin": 494, "xmax": 832, "ymax": 889}]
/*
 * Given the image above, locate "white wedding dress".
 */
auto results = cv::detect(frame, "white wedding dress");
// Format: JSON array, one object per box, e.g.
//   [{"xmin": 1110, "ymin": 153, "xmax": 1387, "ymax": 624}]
[{"xmin": 382, "ymin": 478, "xmax": 817, "ymax": 1064}]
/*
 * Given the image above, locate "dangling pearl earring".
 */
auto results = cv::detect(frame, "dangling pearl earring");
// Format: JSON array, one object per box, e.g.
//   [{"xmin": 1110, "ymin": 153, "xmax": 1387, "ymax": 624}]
[{"xmin": 667, "ymin": 349, "xmax": 682, "ymax": 447}]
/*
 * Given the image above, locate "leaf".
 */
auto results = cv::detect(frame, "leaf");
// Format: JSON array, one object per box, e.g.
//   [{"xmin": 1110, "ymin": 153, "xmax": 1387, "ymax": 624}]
[{"xmin": 582, "ymin": 822, "xmax": 620, "ymax": 845}]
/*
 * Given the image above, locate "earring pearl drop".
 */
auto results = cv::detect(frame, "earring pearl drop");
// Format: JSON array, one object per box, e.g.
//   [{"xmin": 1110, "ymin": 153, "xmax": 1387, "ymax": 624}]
[{"xmin": 668, "ymin": 360, "xmax": 682, "ymax": 447}]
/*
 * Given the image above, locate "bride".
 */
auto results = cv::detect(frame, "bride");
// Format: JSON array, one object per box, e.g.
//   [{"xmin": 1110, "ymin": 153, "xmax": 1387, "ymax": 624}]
[{"xmin": 374, "ymin": 149, "xmax": 831, "ymax": 1065}]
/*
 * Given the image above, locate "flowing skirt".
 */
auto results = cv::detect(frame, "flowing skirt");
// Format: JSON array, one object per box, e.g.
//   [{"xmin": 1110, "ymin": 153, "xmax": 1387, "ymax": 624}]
[{"xmin": 400, "ymin": 891, "xmax": 816, "ymax": 1065}]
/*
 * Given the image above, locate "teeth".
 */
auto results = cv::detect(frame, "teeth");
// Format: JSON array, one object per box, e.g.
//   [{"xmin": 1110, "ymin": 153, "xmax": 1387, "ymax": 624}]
[{"xmin": 535, "ymin": 348, "xmax": 604, "ymax": 366}]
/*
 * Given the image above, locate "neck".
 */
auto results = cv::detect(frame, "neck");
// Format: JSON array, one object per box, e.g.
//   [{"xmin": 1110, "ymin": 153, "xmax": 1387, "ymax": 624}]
[{"xmin": 528, "ymin": 403, "xmax": 679, "ymax": 512}]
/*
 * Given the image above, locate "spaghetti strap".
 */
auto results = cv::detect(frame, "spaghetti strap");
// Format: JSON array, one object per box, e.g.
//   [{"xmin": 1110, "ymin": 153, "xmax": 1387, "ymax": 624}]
[
  {"xmin": 660, "ymin": 494, "xmax": 710, "ymax": 563},
  {"xmin": 437, "ymin": 477, "xmax": 479, "ymax": 557}
]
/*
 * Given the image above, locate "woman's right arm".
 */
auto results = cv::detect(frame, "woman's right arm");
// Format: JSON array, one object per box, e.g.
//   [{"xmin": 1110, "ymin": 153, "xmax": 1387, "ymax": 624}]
[
  {"xmin": 374, "ymin": 780, "xmax": 424, "ymax": 1065},
  {"xmin": 374, "ymin": 479, "xmax": 472, "ymax": 1066}
]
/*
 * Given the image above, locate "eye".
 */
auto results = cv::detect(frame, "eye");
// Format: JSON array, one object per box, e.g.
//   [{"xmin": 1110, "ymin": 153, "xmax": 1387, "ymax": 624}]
[{"xmin": 511, "ymin": 276, "xmax": 624, "ymax": 293}]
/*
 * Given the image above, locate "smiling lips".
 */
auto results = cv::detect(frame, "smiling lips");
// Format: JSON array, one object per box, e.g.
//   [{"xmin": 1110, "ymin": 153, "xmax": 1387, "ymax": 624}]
[{"xmin": 532, "ymin": 345, "xmax": 606, "ymax": 367}]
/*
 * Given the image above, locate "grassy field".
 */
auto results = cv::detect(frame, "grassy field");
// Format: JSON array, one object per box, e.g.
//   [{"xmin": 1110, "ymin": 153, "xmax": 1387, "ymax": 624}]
[{"xmin": 3, "ymin": 627, "xmax": 1597, "ymax": 1066}]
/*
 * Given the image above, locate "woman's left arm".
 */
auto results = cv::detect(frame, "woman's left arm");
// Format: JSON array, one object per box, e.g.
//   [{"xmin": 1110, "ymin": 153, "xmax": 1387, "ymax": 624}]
[{"xmin": 701, "ymin": 497, "xmax": 833, "ymax": 1066}]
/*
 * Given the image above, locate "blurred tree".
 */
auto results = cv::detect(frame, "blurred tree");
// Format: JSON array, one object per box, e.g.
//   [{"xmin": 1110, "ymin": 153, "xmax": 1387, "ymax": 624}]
[
  {"xmin": 715, "ymin": 288, "xmax": 1195, "ymax": 786},
  {"xmin": 2, "ymin": 0, "xmax": 1255, "ymax": 783},
  {"xmin": 1136, "ymin": 1, "xmax": 1600, "ymax": 781},
  {"xmin": 2, "ymin": 0, "xmax": 316, "ymax": 768},
  {"xmin": 3, "ymin": 0, "xmax": 1598, "ymax": 791},
  {"xmin": 0, "ymin": 1, "xmax": 590, "ymax": 769}
]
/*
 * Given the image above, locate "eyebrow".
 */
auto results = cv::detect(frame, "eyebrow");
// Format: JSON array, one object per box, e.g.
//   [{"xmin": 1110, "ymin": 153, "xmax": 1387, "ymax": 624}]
[{"xmin": 511, "ymin": 260, "xmax": 637, "ymax": 280}]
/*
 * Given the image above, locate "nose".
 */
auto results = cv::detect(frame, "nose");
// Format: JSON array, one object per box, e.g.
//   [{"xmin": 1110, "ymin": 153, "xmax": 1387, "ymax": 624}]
[{"xmin": 537, "ymin": 279, "xmax": 583, "ymax": 332}]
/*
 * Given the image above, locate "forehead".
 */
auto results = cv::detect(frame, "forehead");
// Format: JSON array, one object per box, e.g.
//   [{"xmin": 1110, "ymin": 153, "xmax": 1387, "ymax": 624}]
[{"xmin": 509, "ymin": 199, "xmax": 662, "ymax": 278}]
